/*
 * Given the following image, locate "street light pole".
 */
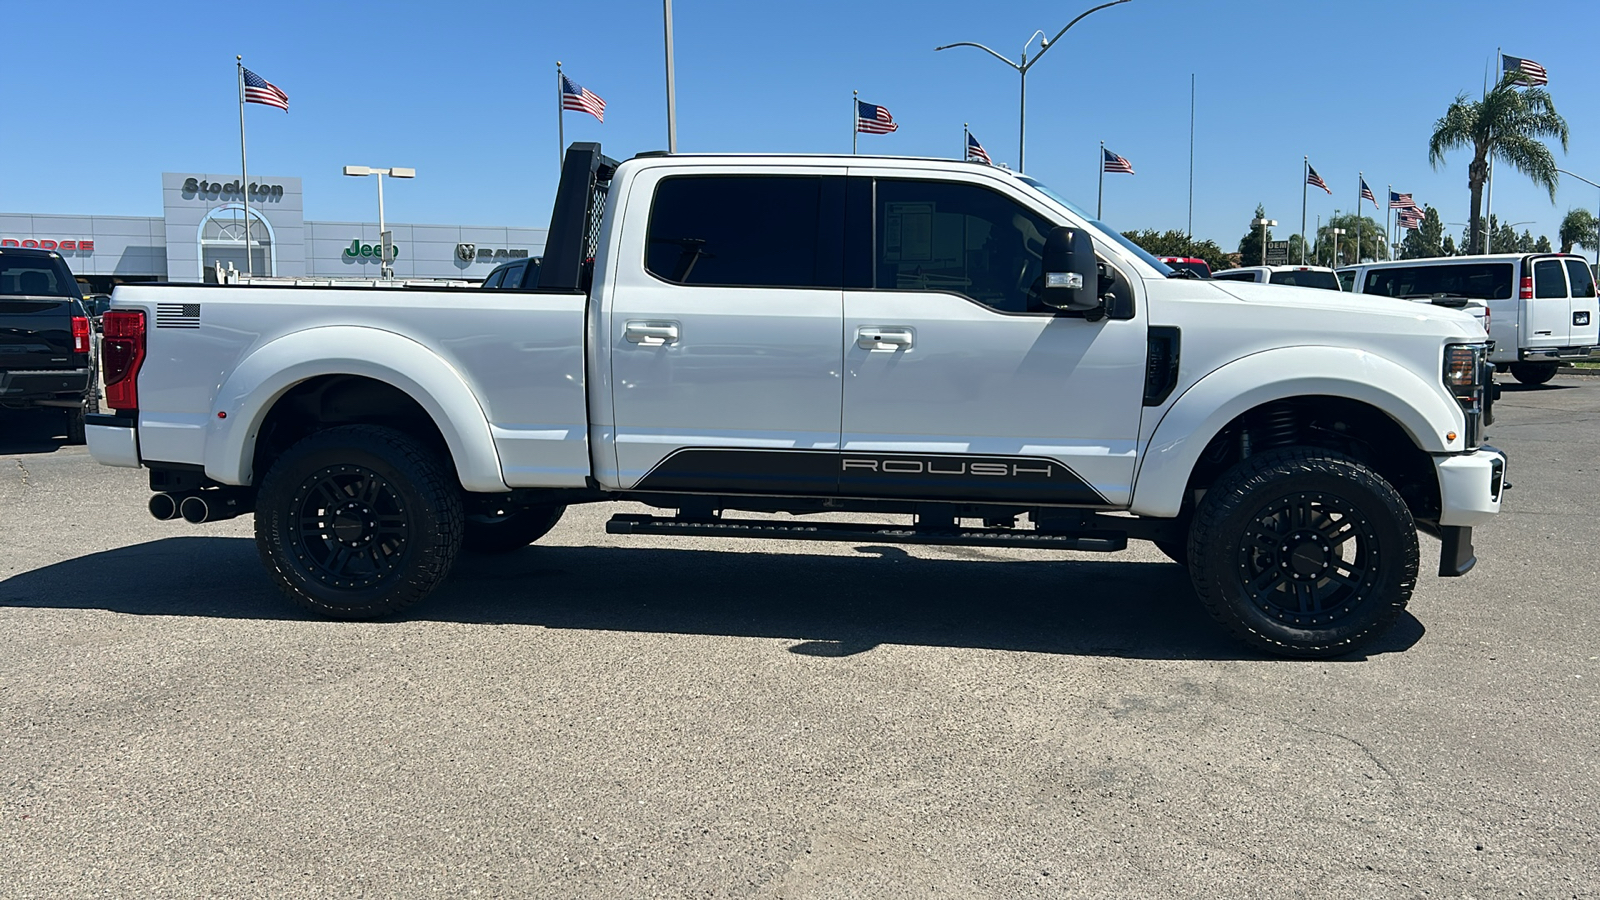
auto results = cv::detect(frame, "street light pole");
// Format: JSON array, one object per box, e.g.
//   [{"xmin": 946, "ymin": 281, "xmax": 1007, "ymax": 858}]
[
  {"xmin": 1557, "ymin": 168, "xmax": 1600, "ymax": 265},
  {"xmin": 934, "ymin": 0, "xmax": 1133, "ymax": 172},
  {"xmin": 343, "ymin": 165, "xmax": 415, "ymax": 280},
  {"xmin": 1252, "ymin": 216, "xmax": 1277, "ymax": 267}
]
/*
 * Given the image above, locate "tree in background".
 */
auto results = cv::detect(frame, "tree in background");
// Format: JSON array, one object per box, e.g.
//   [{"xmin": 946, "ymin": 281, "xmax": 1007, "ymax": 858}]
[
  {"xmin": 1534, "ymin": 235, "xmax": 1553, "ymax": 253},
  {"xmin": 1312, "ymin": 212, "xmax": 1388, "ymax": 265},
  {"xmin": 1442, "ymin": 235, "xmax": 1458, "ymax": 256},
  {"xmin": 1237, "ymin": 204, "xmax": 1270, "ymax": 266},
  {"xmin": 1399, "ymin": 207, "xmax": 1447, "ymax": 259},
  {"xmin": 1459, "ymin": 215, "xmax": 1549, "ymax": 256},
  {"xmin": 1559, "ymin": 208, "xmax": 1598, "ymax": 254},
  {"xmin": 1120, "ymin": 229, "xmax": 1232, "ymax": 273},
  {"xmin": 1428, "ymin": 74, "xmax": 1568, "ymax": 254}
]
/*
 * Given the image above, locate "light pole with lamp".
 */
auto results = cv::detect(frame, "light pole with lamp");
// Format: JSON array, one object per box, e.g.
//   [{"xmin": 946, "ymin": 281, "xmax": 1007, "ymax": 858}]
[
  {"xmin": 934, "ymin": 0, "xmax": 1132, "ymax": 172},
  {"xmin": 1252, "ymin": 216, "xmax": 1277, "ymax": 266},
  {"xmin": 342, "ymin": 165, "xmax": 415, "ymax": 279},
  {"xmin": 1329, "ymin": 226, "xmax": 1346, "ymax": 267},
  {"xmin": 1556, "ymin": 168, "xmax": 1600, "ymax": 266}
]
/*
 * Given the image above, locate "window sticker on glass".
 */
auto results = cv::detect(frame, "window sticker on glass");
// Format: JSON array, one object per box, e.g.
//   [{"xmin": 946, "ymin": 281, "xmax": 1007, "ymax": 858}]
[{"xmin": 884, "ymin": 202, "xmax": 934, "ymax": 262}]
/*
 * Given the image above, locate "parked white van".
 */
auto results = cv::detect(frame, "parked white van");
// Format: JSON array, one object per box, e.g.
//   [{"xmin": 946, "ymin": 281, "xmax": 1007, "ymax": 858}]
[{"xmin": 1340, "ymin": 255, "xmax": 1599, "ymax": 384}]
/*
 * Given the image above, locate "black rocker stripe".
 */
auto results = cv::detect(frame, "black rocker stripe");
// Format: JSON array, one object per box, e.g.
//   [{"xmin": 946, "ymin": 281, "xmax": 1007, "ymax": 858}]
[{"xmin": 631, "ymin": 448, "xmax": 1110, "ymax": 507}]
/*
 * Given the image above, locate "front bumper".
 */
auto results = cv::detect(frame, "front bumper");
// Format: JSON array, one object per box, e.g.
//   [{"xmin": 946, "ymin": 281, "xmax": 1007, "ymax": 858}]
[
  {"xmin": 86, "ymin": 413, "xmax": 141, "ymax": 468},
  {"xmin": 1436, "ymin": 445, "xmax": 1507, "ymax": 527}
]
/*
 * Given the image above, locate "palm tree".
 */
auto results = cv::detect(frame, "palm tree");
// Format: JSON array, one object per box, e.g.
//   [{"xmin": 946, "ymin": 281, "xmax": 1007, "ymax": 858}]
[
  {"xmin": 1559, "ymin": 208, "xmax": 1597, "ymax": 254},
  {"xmin": 1428, "ymin": 74, "xmax": 1569, "ymax": 254}
]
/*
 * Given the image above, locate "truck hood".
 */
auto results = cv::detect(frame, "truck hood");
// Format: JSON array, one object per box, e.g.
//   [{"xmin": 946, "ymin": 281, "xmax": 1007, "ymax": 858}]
[{"xmin": 1203, "ymin": 279, "xmax": 1484, "ymax": 337}]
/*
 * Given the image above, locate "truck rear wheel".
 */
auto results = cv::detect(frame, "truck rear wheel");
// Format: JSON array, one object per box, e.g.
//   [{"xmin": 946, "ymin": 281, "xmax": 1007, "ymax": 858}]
[
  {"xmin": 1187, "ymin": 447, "xmax": 1418, "ymax": 658},
  {"xmin": 464, "ymin": 503, "xmax": 566, "ymax": 553},
  {"xmin": 1509, "ymin": 362, "xmax": 1558, "ymax": 385},
  {"xmin": 255, "ymin": 425, "xmax": 463, "ymax": 619}
]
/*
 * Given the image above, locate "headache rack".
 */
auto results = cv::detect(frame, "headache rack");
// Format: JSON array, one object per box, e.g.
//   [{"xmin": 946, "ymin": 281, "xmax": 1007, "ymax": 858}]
[{"xmin": 535, "ymin": 142, "xmax": 619, "ymax": 293}]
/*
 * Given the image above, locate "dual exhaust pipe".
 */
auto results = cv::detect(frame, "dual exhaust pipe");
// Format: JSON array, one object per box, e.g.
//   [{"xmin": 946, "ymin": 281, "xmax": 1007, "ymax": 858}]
[{"xmin": 148, "ymin": 490, "xmax": 253, "ymax": 524}]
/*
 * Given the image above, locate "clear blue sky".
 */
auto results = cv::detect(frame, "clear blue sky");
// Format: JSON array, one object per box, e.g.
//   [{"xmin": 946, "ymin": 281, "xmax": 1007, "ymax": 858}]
[{"xmin": 3, "ymin": 0, "xmax": 1596, "ymax": 251}]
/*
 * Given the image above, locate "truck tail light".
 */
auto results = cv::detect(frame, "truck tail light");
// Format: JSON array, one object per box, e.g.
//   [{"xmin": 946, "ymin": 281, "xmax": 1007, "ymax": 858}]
[
  {"xmin": 1519, "ymin": 276, "xmax": 1533, "ymax": 299},
  {"xmin": 102, "ymin": 309, "xmax": 147, "ymax": 410},
  {"xmin": 71, "ymin": 315, "xmax": 90, "ymax": 354}
]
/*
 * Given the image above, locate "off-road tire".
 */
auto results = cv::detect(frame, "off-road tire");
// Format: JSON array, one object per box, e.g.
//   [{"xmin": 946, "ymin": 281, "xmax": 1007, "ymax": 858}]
[
  {"xmin": 255, "ymin": 425, "xmax": 463, "ymax": 619},
  {"xmin": 464, "ymin": 503, "xmax": 566, "ymax": 553},
  {"xmin": 1509, "ymin": 363, "xmax": 1558, "ymax": 386},
  {"xmin": 1187, "ymin": 447, "xmax": 1418, "ymax": 658}
]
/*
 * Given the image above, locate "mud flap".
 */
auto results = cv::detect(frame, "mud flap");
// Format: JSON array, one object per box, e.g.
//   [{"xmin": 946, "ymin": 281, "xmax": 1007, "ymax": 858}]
[{"xmin": 1438, "ymin": 525, "xmax": 1476, "ymax": 577}]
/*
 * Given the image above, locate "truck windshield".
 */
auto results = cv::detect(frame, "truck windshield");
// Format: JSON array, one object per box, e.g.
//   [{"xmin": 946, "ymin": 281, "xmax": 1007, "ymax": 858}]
[
  {"xmin": 0, "ymin": 256, "xmax": 81, "ymax": 298},
  {"xmin": 1016, "ymin": 175, "xmax": 1173, "ymax": 276}
]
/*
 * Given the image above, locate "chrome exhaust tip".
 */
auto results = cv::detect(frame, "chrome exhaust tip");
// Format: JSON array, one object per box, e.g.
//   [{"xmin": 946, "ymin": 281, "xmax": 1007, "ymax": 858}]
[{"xmin": 148, "ymin": 493, "xmax": 183, "ymax": 521}]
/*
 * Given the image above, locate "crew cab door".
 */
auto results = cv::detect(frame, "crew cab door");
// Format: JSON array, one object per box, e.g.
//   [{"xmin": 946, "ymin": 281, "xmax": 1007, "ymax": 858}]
[
  {"xmin": 839, "ymin": 174, "xmax": 1148, "ymax": 507},
  {"xmin": 606, "ymin": 168, "xmax": 846, "ymax": 491}
]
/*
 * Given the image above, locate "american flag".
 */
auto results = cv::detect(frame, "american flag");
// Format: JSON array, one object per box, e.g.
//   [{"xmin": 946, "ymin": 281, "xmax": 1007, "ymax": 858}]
[
  {"xmin": 966, "ymin": 132, "xmax": 991, "ymax": 165},
  {"xmin": 1389, "ymin": 191, "xmax": 1418, "ymax": 210},
  {"xmin": 1397, "ymin": 207, "xmax": 1425, "ymax": 229},
  {"xmin": 1503, "ymin": 54, "xmax": 1549, "ymax": 87},
  {"xmin": 241, "ymin": 67, "xmax": 288, "ymax": 112},
  {"xmin": 857, "ymin": 101, "xmax": 898, "ymax": 135},
  {"xmin": 561, "ymin": 75, "xmax": 606, "ymax": 122},
  {"xmin": 1361, "ymin": 178, "xmax": 1378, "ymax": 209},
  {"xmin": 1306, "ymin": 164, "xmax": 1331, "ymax": 195},
  {"xmin": 1102, "ymin": 148, "xmax": 1134, "ymax": 174}
]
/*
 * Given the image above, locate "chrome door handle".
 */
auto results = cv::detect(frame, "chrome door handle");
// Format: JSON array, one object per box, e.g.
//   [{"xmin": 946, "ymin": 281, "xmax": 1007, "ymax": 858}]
[
  {"xmin": 624, "ymin": 321, "xmax": 680, "ymax": 345},
  {"xmin": 857, "ymin": 327, "xmax": 913, "ymax": 350}
]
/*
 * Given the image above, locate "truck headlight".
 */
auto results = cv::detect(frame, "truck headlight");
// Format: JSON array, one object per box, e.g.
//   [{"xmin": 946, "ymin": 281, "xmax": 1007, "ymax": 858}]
[{"xmin": 1444, "ymin": 343, "xmax": 1489, "ymax": 447}]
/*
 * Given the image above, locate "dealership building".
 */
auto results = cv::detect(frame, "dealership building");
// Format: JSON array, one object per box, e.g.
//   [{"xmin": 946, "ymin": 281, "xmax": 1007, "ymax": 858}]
[{"xmin": 0, "ymin": 172, "xmax": 548, "ymax": 292}]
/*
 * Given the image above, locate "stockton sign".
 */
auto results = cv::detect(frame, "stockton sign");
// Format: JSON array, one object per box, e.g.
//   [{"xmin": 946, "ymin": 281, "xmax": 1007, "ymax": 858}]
[
  {"xmin": 1, "ymin": 237, "xmax": 94, "ymax": 252},
  {"xmin": 180, "ymin": 177, "xmax": 285, "ymax": 201}
]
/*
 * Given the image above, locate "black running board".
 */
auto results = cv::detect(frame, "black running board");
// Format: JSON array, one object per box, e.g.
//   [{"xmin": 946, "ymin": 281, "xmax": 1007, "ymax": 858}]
[{"xmin": 605, "ymin": 514, "xmax": 1127, "ymax": 551}]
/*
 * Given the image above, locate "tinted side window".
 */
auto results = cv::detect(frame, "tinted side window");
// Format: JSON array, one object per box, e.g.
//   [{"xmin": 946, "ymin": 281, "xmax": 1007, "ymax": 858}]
[
  {"xmin": 1214, "ymin": 272, "xmax": 1255, "ymax": 282},
  {"xmin": 1533, "ymin": 259, "xmax": 1567, "ymax": 298},
  {"xmin": 1269, "ymin": 270, "xmax": 1339, "ymax": 290},
  {"xmin": 873, "ymin": 179, "xmax": 1054, "ymax": 313},
  {"xmin": 1337, "ymin": 271, "xmax": 1356, "ymax": 292},
  {"xmin": 1363, "ymin": 264, "xmax": 1513, "ymax": 300},
  {"xmin": 481, "ymin": 269, "xmax": 505, "ymax": 289},
  {"xmin": 647, "ymin": 175, "xmax": 838, "ymax": 288},
  {"xmin": 501, "ymin": 263, "xmax": 527, "ymax": 290},
  {"xmin": 1564, "ymin": 259, "xmax": 1596, "ymax": 298}
]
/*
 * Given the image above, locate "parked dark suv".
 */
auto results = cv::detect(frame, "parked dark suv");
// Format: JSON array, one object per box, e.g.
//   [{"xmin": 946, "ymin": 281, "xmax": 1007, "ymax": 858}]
[
  {"xmin": 479, "ymin": 257, "xmax": 543, "ymax": 290},
  {"xmin": 0, "ymin": 247, "xmax": 98, "ymax": 443}
]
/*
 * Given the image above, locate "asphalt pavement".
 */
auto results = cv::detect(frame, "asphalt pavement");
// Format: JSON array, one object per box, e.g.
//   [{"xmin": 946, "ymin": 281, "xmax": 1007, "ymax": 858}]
[{"xmin": 2, "ymin": 378, "xmax": 1597, "ymax": 899}]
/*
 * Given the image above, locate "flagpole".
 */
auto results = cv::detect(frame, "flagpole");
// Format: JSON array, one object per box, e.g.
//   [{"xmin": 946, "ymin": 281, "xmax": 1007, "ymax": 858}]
[
  {"xmin": 1484, "ymin": 47, "xmax": 1501, "ymax": 254},
  {"xmin": 1301, "ymin": 156, "xmax": 1308, "ymax": 265},
  {"xmin": 1097, "ymin": 140, "xmax": 1105, "ymax": 219},
  {"xmin": 1188, "ymin": 72, "xmax": 1195, "ymax": 236},
  {"xmin": 1386, "ymin": 184, "xmax": 1393, "ymax": 259},
  {"xmin": 963, "ymin": 122, "xmax": 969, "ymax": 160},
  {"xmin": 852, "ymin": 90, "xmax": 858, "ymax": 155},
  {"xmin": 556, "ymin": 62, "xmax": 565, "ymax": 173},
  {"xmin": 237, "ymin": 56, "xmax": 251, "ymax": 279},
  {"xmin": 1356, "ymin": 172, "xmax": 1363, "ymax": 264}
]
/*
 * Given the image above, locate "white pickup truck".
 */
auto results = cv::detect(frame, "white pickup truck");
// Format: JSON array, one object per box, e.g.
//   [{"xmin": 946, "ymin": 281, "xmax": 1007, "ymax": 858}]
[{"xmin": 87, "ymin": 144, "xmax": 1507, "ymax": 658}]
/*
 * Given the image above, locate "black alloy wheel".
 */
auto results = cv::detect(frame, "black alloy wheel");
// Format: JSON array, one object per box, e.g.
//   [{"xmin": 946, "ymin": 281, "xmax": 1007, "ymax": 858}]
[
  {"xmin": 256, "ymin": 425, "xmax": 463, "ymax": 619},
  {"xmin": 1188, "ymin": 447, "xmax": 1418, "ymax": 658}
]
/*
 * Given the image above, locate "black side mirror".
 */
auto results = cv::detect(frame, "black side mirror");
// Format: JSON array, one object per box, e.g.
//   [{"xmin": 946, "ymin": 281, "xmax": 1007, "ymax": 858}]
[{"xmin": 1040, "ymin": 226, "xmax": 1103, "ymax": 313}]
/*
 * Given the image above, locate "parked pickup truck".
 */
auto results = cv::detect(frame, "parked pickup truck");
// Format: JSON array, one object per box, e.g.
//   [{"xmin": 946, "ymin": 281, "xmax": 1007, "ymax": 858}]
[
  {"xmin": 1, "ymin": 247, "xmax": 97, "ymax": 442},
  {"xmin": 87, "ymin": 144, "xmax": 1507, "ymax": 658}
]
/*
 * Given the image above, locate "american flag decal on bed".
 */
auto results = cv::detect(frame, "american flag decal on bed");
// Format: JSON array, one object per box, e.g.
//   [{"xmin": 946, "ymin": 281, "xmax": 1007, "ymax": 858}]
[{"xmin": 155, "ymin": 303, "xmax": 201, "ymax": 329}]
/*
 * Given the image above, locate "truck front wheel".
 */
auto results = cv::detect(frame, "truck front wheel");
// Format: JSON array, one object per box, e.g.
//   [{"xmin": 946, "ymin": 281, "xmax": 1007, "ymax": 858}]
[
  {"xmin": 255, "ymin": 425, "xmax": 463, "ymax": 619},
  {"xmin": 1187, "ymin": 448, "xmax": 1418, "ymax": 659}
]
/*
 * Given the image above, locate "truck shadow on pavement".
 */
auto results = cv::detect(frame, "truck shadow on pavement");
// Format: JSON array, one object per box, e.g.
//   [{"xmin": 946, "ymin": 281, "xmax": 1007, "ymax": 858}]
[
  {"xmin": 0, "ymin": 535, "xmax": 1424, "ymax": 662},
  {"xmin": 0, "ymin": 409, "xmax": 72, "ymax": 455}
]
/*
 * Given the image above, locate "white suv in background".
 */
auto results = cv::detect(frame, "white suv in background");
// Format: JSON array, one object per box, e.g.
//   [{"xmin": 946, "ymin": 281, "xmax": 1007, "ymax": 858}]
[
  {"xmin": 1212, "ymin": 265, "xmax": 1341, "ymax": 291},
  {"xmin": 1341, "ymin": 255, "xmax": 1599, "ymax": 384}
]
